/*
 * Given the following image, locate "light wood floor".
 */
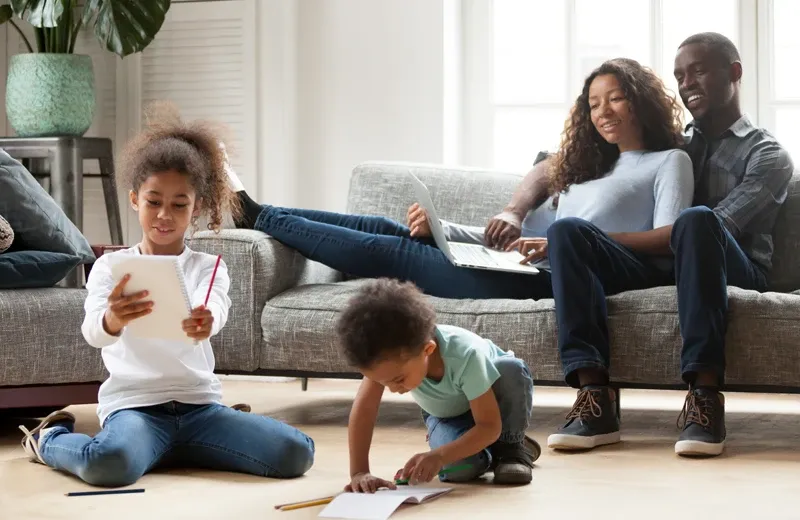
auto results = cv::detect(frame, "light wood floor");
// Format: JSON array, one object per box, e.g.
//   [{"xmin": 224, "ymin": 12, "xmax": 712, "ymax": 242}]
[{"xmin": 0, "ymin": 378, "xmax": 798, "ymax": 519}]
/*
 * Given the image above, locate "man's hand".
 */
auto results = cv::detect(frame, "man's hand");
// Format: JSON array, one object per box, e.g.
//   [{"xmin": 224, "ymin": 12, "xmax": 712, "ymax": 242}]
[
  {"xmin": 485, "ymin": 211, "xmax": 522, "ymax": 250},
  {"xmin": 406, "ymin": 203, "xmax": 432, "ymax": 238},
  {"xmin": 397, "ymin": 451, "xmax": 444, "ymax": 486},
  {"xmin": 182, "ymin": 305, "xmax": 214, "ymax": 341},
  {"xmin": 103, "ymin": 274, "xmax": 153, "ymax": 336},
  {"xmin": 345, "ymin": 472, "xmax": 396, "ymax": 493},
  {"xmin": 508, "ymin": 237, "xmax": 548, "ymax": 264}
]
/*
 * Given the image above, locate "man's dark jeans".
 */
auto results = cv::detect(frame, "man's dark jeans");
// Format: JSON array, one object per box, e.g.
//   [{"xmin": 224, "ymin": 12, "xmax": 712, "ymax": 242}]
[
  {"xmin": 254, "ymin": 205, "xmax": 554, "ymax": 300},
  {"xmin": 548, "ymin": 207, "xmax": 767, "ymax": 388}
]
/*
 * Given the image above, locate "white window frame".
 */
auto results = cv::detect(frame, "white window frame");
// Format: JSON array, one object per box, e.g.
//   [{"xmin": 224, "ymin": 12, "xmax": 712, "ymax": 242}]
[{"xmin": 458, "ymin": 0, "xmax": 773, "ymax": 170}]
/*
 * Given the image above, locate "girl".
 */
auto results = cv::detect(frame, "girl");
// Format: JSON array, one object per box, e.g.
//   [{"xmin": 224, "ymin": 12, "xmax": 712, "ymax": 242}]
[
  {"xmin": 18, "ymin": 103, "xmax": 315, "ymax": 487},
  {"xmin": 226, "ymin": 58, "xmax": 693, "ymax": 301}
]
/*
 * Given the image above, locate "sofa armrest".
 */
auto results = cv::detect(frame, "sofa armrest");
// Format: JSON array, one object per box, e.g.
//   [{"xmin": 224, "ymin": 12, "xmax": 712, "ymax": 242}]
[{"xmin": 186, "ymin": 229, "xmax": 341, "ymax": 370}]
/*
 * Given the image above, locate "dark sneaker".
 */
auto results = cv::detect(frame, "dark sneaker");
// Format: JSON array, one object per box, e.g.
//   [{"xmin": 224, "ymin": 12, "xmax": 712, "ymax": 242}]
[
  {"xmin": 675, "ymin": 388, "xmax": 726, "ymax": 457},
  {"xmin": 490, "ymin": 435, "xmax": 540, "ymax": 485},
  {"xmin": 547, "ymin": 385, "xmax": 621, "ymax": 450},
  {"xmin": 18, "ymin": 410, "xmax": 76, "ymax": 464}
]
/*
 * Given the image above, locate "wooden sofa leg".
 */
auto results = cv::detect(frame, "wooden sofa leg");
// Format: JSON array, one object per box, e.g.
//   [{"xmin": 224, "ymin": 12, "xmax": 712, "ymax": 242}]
[{"xmin": 301, "ymin": 378, "xmax": 308, "ymax": 391}]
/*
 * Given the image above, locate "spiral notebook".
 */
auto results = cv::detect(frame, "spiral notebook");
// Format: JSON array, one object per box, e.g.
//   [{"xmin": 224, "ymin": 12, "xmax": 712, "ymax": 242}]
[{"xmin": 109, "ymin": 255, "xmax": 194, "ymax": 343}]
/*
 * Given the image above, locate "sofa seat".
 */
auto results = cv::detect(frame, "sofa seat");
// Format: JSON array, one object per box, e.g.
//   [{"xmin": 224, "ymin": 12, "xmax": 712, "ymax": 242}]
[
  {"xmin": 0, "ymin": 288, "xmax": 106, "ymax": 386},
  {"xmin": 261, "ymin": 280, "xmax": 800, "ymax": 389}
]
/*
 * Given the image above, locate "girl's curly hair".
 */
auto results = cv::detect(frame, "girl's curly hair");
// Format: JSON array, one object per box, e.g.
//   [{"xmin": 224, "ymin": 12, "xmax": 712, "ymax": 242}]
[
  {"xmin": 118, "ymin": 101, "xmax": 242, "ymax": 232},
  {"xmin": 550, "ymin": 58, "xmax": 684, "ymax": 195}
]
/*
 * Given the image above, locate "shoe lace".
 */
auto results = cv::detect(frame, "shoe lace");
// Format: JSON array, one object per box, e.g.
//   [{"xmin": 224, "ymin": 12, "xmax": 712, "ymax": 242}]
[
  {"xmin": 677, "ymin": 391, "xmax": 714, "ymax": 430},
  {"xmin": 565, "ymin": 388, "xmax": 603, "ymax": 422}
]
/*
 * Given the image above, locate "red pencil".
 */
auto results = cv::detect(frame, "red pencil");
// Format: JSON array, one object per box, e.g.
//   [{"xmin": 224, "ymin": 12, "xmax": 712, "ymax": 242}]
[{"xmin": 203, "ymin": 255, "xmax": 222, "ymax": 307}]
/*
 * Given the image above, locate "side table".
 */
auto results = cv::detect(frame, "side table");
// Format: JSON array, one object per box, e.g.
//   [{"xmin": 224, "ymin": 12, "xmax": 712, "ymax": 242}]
[{"xmin": 0, "ymin": 137, "xmax": 124, "ymax": 246}]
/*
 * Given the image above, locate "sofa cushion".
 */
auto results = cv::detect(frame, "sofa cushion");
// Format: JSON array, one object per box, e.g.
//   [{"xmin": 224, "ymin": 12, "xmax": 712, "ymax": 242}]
[
  {"xmin": 0, "ymin": 289, "xmax": 107, "ymax": 386},
  {"xmin": 261, "ymin": 281, "xmax": 800, "ymax": 389},
  {"xmin": 767, "ymin": 174, "xmax": 800, "ymax": 292},
  {"xmin": 0, "ymin": 150, "xmax": 94, "ymax": 263},
  {"xmin": 0, "ymin": 250, "xmax": 82, "ymax": 289}
]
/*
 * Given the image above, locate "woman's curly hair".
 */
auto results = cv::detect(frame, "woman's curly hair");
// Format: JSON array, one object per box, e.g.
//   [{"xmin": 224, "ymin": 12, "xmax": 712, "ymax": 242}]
[
  {"xmin": 550, "ymin": 58, "xmax": 684, "ymax": 195},
  {"xmin": 118, "ymin": 101, "xmax": 242, "ymax": 232}
]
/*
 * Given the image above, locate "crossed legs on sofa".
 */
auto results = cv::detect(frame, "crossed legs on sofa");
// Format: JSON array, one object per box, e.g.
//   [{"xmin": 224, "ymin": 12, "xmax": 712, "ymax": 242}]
[{"xmin": 545, "ymin": 208, "xmax": 768, "ymax": 457}]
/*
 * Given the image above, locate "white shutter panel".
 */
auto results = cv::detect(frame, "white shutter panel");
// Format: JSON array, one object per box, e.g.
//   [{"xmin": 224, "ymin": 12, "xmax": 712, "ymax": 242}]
[{"xmin": 140, "ymin": 0, "xmax": 258, "ymax": 194}]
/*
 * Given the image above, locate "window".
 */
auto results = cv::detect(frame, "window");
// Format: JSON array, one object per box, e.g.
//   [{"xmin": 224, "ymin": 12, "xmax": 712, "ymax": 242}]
[
  {"xmin": 767, "ymin": 0, "xmax": 800, "ymax": 159},
  {"xmin": 464, "ymin": 0, "xmax": 797, "ymax": 172}
]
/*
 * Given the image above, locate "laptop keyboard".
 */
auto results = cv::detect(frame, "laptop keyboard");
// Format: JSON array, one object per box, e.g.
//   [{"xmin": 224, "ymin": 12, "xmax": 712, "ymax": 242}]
[{"xmin": 450, "ymin": 243, "xmax": 503, "ymax": 267}]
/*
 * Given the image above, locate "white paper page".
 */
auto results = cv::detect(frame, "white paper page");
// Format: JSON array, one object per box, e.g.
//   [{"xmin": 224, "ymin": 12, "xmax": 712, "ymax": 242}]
[
  {"xmin": 318, "ymin": 488, "xmax": 451, "ymax": 520},
  {"xmin": 318, "ymin": 493, "xmax": 408, "ymax": 520}
]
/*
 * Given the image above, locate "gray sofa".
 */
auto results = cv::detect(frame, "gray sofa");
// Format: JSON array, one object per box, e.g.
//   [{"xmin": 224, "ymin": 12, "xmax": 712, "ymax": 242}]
[{"xmin": 2, "ymin": 162, "xmax": 799, "ymax": 409}]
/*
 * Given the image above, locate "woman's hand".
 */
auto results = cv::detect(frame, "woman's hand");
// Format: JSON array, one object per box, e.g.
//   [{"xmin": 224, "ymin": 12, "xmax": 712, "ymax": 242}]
[
  {"xmin": 406, "ymin": 203, "xmax": 432, "ymax": 238},
  {"xmin": 103, "ymin": 274, "xmax": 153, "ymax": 336},
  {"xmin": 508, "ymin": 237, "xmax": 549, "ymax": 264},
  {"xmin": 182, "ymin": 305, "xmax": 214, "ymax": 341}
]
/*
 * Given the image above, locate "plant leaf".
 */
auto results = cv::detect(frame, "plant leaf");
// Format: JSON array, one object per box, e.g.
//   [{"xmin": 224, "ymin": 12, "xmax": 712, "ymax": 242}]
[
  {"xmin": 82, "ymin": 0, "xmax": 170, "ymax": 58},
  {"xmin": 11, "ymin": 0, "xmax": 63, "ymax": 28},
  {"xmin": 0, "ymin": 5, "xmax": 13, "ymax": 25}
]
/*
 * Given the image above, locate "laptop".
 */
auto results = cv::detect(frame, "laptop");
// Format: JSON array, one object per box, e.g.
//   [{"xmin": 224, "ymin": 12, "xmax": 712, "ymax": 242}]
[{"xmin": 408, "ymin": 173, "xmax": 540, "ymax": 275}]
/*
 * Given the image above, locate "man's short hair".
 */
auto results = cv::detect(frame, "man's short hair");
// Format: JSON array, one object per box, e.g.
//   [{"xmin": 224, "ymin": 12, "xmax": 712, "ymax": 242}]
[{"xmin": 679, "ymin": 32, "xmax": 741, "ymax": 65}]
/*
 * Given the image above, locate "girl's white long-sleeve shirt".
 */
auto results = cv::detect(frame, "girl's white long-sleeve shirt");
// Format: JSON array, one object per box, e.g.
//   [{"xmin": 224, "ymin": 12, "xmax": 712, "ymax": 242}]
[{"xmin": 82, "ymin": 245, "xmax": 231, "ymax": 426}]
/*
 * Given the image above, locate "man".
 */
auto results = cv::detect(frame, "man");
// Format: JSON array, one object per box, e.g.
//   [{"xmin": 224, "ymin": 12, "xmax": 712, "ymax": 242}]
[{"xmin": 490, "ymin": 32, "xmax": 794, "ymax": 457}]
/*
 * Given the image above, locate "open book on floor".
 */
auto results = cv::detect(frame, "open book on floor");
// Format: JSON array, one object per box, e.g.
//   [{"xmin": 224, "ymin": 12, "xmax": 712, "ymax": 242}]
[{"xmin": 318, "ymin": 487, "xmax": 452, "ymax": 520}]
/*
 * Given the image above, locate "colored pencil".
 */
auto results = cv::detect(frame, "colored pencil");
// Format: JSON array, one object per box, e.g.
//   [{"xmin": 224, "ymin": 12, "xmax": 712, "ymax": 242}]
[
  {"xmin": 66, "ymin": 488, "xmax": 145, "ymax": 497},
  {"xmin": 203, "ymin": 254, "xmax": 222, "ymax": 307},
  {"xmin": 395, "ymin": 463, "xmax": 473, "ymax": 485},
  {"xmin": 275, "ymin": 495, "xmax": 336, "ymax": 510}
]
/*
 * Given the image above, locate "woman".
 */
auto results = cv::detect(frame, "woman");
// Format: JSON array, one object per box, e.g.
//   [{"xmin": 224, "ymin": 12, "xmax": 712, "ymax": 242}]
[{"xmin": 227, "ymin": 58, "xmax": 693, "ymax": 300}]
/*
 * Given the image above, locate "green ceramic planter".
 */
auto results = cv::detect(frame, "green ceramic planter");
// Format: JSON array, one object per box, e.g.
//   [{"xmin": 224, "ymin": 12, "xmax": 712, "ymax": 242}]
[{"xmin": 6, "ymin": 54, "xmax": 96, "ymax": 137}]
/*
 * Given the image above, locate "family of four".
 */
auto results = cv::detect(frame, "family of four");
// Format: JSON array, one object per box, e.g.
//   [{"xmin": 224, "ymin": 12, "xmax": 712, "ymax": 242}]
[{"xmin": 18, "ymin": 32, "xmax": 792, "ymax": 491}]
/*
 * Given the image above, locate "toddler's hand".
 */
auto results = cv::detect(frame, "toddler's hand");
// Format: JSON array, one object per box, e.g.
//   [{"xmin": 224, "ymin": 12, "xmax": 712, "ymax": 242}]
[
  {"xmin": 398, "ymin": 451, "xmax": 444, "ymax": 485},
  {"xmin": 344, "ymin": 472, "xmax": 396, "ymax": 493},
  {"xmin": 183, "ymin": 305, "xmax": 214, "ymax": 341},
  {"xmin": 103, "ymin": 274, "xmax": 153, "ymax": 336}
]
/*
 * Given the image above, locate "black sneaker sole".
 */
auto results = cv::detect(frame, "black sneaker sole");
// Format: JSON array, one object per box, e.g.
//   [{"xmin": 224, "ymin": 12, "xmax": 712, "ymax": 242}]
[
  {"xmin": 547, "ymin": 431, "xmax": 621, "ymax": 450},
  {"xmin": 493, "ymin": 463, "xmax": 533, "ymax": 485}
]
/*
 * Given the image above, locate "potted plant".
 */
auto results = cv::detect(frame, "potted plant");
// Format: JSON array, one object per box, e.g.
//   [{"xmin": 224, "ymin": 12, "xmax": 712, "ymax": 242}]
[{"xmin": 0, "ymin": 0, "xmax": 171, "ymax": 137}]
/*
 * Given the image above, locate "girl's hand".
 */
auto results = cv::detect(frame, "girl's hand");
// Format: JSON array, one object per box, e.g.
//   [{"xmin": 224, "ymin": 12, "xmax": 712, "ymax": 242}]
[
  {"xmin": 508, "ymin": 237, "xmax": 549, "ymax": 264},
  {"xmin": 183, "ymin": 305, "xmax": 214, "ymax": 341},
  {"xmin": 345, "ymin": 472, "xmax": 396, "ymax": 493},
  {"xmin": 103, "ymin": 274, "xmax": 153, "ymax": 336},
  {"xmin": 406, "ymin": 203, "xmax": 432, "ymax": 238}
]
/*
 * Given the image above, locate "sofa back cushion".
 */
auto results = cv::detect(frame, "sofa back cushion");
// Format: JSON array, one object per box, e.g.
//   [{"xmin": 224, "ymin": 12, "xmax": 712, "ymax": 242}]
[
  {"xmin": 346, "ymin": 162, "xmax": 800, "ymax": 292},
  {"xmin": 347, "ymin": 162, "xmax": 520, "ymax": 227},
  {"xmin": 767, "ymin": 173, "xmax": 800, "ymax": 292}
]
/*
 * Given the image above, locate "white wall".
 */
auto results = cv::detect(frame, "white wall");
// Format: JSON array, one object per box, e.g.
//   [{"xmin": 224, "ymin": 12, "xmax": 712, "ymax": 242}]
[
  {"xmin": 295, "ymin": 0, "xmax": 446, "ymax": 211},
  {"xmin": 2, "ymin": 0, "xmax": 452, "ymax": 220}
]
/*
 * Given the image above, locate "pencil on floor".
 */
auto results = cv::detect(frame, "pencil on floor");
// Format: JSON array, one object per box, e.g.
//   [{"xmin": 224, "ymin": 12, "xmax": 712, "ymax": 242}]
[
  {"xmin": 66, "ymin": 488, "xmax": 145, "ymax": 497},
  {"xmin": 275, "ymin": 496, "xmax": 335, "ymax": 511}
]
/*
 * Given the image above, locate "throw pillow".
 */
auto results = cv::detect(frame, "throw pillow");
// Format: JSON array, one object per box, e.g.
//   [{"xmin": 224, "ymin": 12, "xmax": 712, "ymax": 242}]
[
  {"xmin": 0, "ymin": 214, "xmax": 13, "ymax": 253},
  {"xmin": 0, "ymin": 149, "xmax": 95, "ymax": 263},
  {"xmin": 0, "ymin": 250, "xmax": 82, "ymax": 289}
]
